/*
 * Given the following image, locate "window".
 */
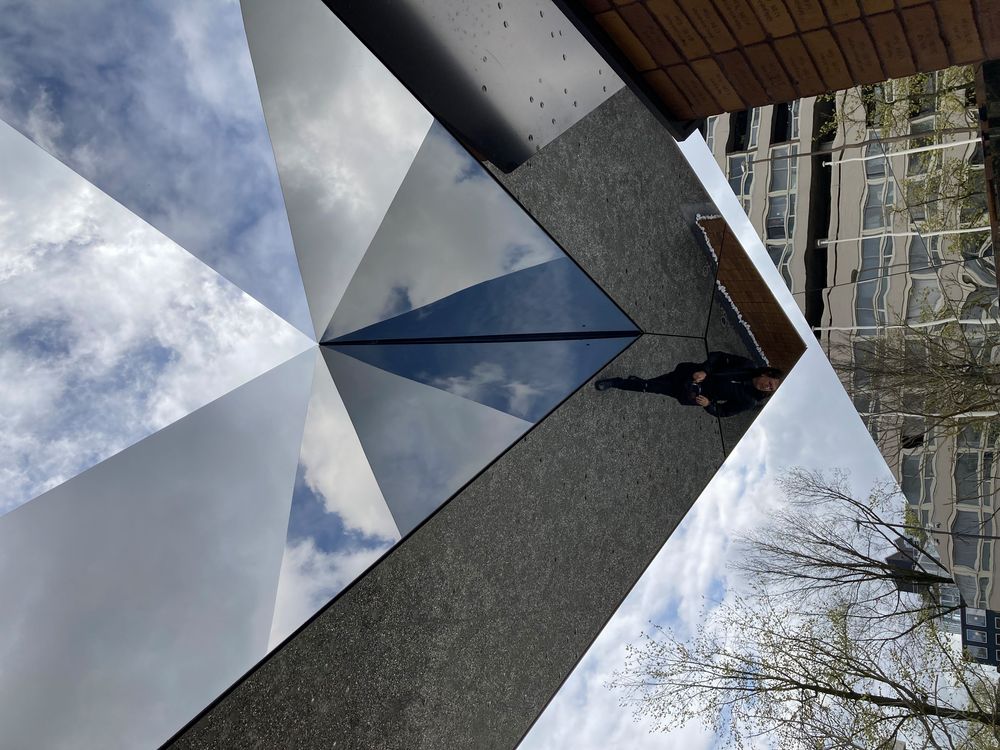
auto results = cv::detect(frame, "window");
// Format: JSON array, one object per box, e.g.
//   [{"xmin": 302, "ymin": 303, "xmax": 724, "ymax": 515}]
[
  {"xmin": 953, "ymin": 511, "xmax": 981, "ymax": 568},
  {"xmin": 767, "ymin": 243, "xmax": 794, "ymax": 290},
  {"xmin": 967, "ymin": 645, "xmax": 989, "ymax": 659},
  {"xmin": 728, "ymin": 155, "xmax": 754, "ymax": 212},
  {"xmin": 968, "ymin": 628, "xmax": 988, "ymax": 643},
  {"xmin": 764, "ymin": 144, "xmax": 798, "ymax": 290},
  {"xmin": 908, "ymin": 118, "xmax": 935, "ymax": 176},
  {"xmin": 865, "ymin": 140, "xmax": 887, "ymax": 179},
  {"xmin": 958, "ymin": 575, "xmax": 979, "ymax": 604},
  {"xmin": 854, "ymin": 237, "xmax": 893, "ymax": 327},
  {"xmin": 767, "ymin": 196, "xmax": 788, "ymax": 239},
  {"xmin": 901, "ymin": 455, "xmax": 921, "ymax": 503},
  {"xmin": 705, "ymin": 116, "xmax": 717, "ymax": 152},
  {"xmin": 771, "ymin": 102, "xmax": 791, "ymax": 144},
  {"xmin": 906, "ymin": 276, "xmax": 941, "ymax": 322},
  {"xmin": 956, "ymin": 454, "xmax": 982, "ymax": 504},
  {"xmin": 727, "ymin": 108, "xmax": 760, "ymax": 153},
  {"xmin": 908, "ymin": 235, "xmax": 940, "ymax": 272},
  {"xmin": 967, "ymin": 608, "xmax": 988, "ymax": 627}
]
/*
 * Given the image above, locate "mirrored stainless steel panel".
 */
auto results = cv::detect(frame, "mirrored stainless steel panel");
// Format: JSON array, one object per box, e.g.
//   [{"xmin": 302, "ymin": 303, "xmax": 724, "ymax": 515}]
[
  {"xmin": 268, "ymin": 351, "xmax": 400, "ymax": 647},
  {"xmin": 0, "ymin": 350, "xmax": 314, "ymax": 750},
  {"xmin": 242, "ymin": 0, "xmax": 433, "ymax": 339},
  {"xmin": 332, "ymin": 257, "xmax": 636, "ymax": 343},
  {"xmin": 325, "ymin": 122, "xmax": 564, "ymax": 340},
  {"xmin": 0, "ymin": 0, "xmax": 312, "ymax": 333},
  {"xmin": 0, "ymin": 119, "xmax": 312, "ymax": 516},
  {"xmin": 323, "ymin": 347, "xmax": 532, "ymax": 535},
  {"xmin": 328, "ymin": 336, "xmax": 633, "ymax": 422}
]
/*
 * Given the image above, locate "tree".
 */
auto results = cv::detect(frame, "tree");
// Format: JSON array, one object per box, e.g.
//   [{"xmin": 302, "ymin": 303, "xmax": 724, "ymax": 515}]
[
  {"xmin": 734, "ymin": 469, "xmax": 959, "ymax": 633},
  {"xmin": 612, "ymin": 594, "xmax": 1000, "ymax": 749},
  {"xmin": 818, "ymin": 66, "xmax": 989, "ymax": 260},
  {"xmin": 609, "ymin": 470, "xmax": 1000, "ymax": 748}
]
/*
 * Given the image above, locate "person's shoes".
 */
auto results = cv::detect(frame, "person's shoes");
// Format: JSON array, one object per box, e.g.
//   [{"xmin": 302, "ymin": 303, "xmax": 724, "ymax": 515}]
[{"xmin": 594, "ymin": 378, "xmax": 615, "ymax": 391}]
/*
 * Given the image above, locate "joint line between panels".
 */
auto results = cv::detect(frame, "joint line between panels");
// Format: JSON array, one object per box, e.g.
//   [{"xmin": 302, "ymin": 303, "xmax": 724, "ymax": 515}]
[{"xmin": 321, "ymin": 330, "xmax": 639, "ymax": 346}]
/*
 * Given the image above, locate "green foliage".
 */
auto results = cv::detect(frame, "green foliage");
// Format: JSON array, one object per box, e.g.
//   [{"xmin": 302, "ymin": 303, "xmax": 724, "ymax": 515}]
[{"xmin": 610, "ymin": 471, "xmax": 1000, "ymax": 748}]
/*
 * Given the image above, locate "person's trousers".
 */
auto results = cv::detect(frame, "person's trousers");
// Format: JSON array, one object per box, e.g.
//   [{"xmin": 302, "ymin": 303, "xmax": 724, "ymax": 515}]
[{"xmin": 604, "ymin": 371, "xmax": 686, "ymax": 399}]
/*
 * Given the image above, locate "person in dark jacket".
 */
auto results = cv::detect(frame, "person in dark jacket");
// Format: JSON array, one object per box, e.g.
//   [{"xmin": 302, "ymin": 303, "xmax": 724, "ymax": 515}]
[{"xmin": 594, "ymin": 351, "xmax": 783, "ymax": 418}]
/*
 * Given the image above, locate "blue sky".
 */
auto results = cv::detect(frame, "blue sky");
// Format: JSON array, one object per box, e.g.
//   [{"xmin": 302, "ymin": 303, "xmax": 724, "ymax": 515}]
[{"xmin": 516, "ymin": 129, "xmax": 896, "ymax": 750}]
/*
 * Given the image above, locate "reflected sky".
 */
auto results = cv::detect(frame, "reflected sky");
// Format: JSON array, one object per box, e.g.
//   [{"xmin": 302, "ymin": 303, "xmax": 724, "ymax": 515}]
[
  {"xmin": 0, "ymin": 350, "xmax": 313, "ymax": 750},
  {"xmin": 326, "ymin": 122, "xmax": 564, "ymax": 340},
  {"xmin": 0, "ymin": 120, "xmax": 312, "ymax": 516},
  {"xmin": 330, "ymin": 337, "xmax": 633, "ymax": 422},
  {"xmin": 324, "ymin": 347, "xmax": 533, "ymax": 535},
  {"xmin": 0, "ymin": 1, "xmax": 642, "ymax": 746},
  {"xmin": 0, "ymin": 0, "xmax": 312, "ymax": 333},
  {"xmin": 242, "ymin": 0, "xmax": 433, "ymax": 339},
  {"xmin": 332, "ymin": 257, "xmax": 636, "ymax": 342},
  {"xmin": 269, "ymin": 352, "xmax": 400, "ymax": 648}
]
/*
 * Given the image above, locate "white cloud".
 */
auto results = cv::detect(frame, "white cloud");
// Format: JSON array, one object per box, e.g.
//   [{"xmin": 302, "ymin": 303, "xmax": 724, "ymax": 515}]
[
  {"xmin": 0, "ymin": 121, "xmax": 312, "ymax": 514},
  {"xmin": 297, "ymin": 353, "xmax": 400, "ymax": 540},
  {"xmin": 431, "ymin": 361, "xmax": 545, "ymax": 420},
  {"xmin": 268, "ymin": 537, "xmax": 390, "ymax": 650},
  {"xmin": 327, "ymin": 124, "xmax": 563, "ymax": 338},
  {"xmin": 0, "ymin": 0, "xmax": 313, "ymax": 333}
]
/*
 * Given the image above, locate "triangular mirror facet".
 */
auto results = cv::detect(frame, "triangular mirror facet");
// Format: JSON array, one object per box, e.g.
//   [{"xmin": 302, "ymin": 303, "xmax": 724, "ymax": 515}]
[
  {"xmin": 323, "ymin": 348, "xmax": 532, "ymax": 536},
  {"xmin": 0, "ymin": 120, "xmax": 313, "ymax": 517},
  {"xmin": 329, "ymin": 336, "xmax": 634, "ymax": 422},
  {"xmin": 331, "ymin": 257, "xmax": 637, "ymax": 343},
  {"xmin": 0, "ymin": 1, "xmax": 312, "ymax": 334},
  {"xmin": 241, "ymin": 0, "xmax": 433, "ymax": 340},
  {"xmin": 0, "ymin": 349, "xmax": 314, "ymax": 750},
  {"xmin": 325, "ymin": 122, "xmax": 566, "ymax": 341},
  {"xmin": 268, "ymin": 351, "xmax": 400, "ymax": 648}
]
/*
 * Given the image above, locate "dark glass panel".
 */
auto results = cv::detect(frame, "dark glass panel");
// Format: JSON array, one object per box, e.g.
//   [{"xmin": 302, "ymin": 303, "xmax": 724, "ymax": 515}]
[
  {"xmin": 331, "ymin": 257, "xmax": 635, "ymax": 343},
  {"xmin": 329, "ymin": 336, "xmax": 633, "ymax": 422},
  {"xmin": 322, "ymin": 347, "xmax": 532, "ymax": 536}
]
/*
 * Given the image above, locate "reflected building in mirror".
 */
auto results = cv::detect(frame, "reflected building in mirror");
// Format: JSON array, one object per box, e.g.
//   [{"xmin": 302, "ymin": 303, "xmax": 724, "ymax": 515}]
[{"xmin": 704, "ymin": 66, "xmax": 1000, "ymax": 616}]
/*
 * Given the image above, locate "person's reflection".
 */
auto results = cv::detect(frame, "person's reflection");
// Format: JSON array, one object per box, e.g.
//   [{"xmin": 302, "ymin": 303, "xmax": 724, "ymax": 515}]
[{"xmin": 595, "ymin": 351, "xmax": 783, "ymax": 418}]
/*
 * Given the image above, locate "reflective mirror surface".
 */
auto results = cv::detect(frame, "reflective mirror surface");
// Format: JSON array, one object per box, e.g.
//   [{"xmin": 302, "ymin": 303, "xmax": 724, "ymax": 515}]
[
  {"xmin": 0, "ymin": 0, "xmax": 313, "ymax": 334},
  {"xmin": 0, "ymin": 1, "xmax": 638, "ymax": 746}
]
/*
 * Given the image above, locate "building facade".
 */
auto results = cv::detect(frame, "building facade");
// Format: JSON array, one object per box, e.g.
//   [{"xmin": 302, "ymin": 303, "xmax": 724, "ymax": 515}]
[{"xmin": 705, "ymin": 67, "xmax": 1000, "ymax": 613}]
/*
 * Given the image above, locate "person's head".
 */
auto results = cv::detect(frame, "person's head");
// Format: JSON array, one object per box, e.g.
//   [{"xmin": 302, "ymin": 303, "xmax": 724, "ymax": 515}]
[{"xmin": 751, "ymin": 367, "xmax": 784, "ymax": 395}]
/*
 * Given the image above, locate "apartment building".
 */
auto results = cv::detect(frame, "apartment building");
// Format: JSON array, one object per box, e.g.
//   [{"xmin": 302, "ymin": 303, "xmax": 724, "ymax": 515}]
[{"xmin": 705, "ymin": 68, "xmax": 1000, "ymax": 611}]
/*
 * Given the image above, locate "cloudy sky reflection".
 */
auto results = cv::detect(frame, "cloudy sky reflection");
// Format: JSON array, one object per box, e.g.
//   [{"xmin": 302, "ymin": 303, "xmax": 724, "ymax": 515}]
[
  {"xmin": 326, "ymin": 122, "xmax": 565, "ymax": 340},
  {"xmin": 0, "ymin": 351, "xmax": 314, "ymax": 750},
  {"xmin": 242, "ymin": 0, "xmax": 434, "ymax": 339},
  {"xmin": 0, "ymin": 0, "xmax": 312, "ymax": 333},
  {"xmin": 0, "ymin": 1, "xmax": 652, "ymax": 746},
  {"xmin": 0, "ymin": 120, "xmax": 311, "ymax": 515}
]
